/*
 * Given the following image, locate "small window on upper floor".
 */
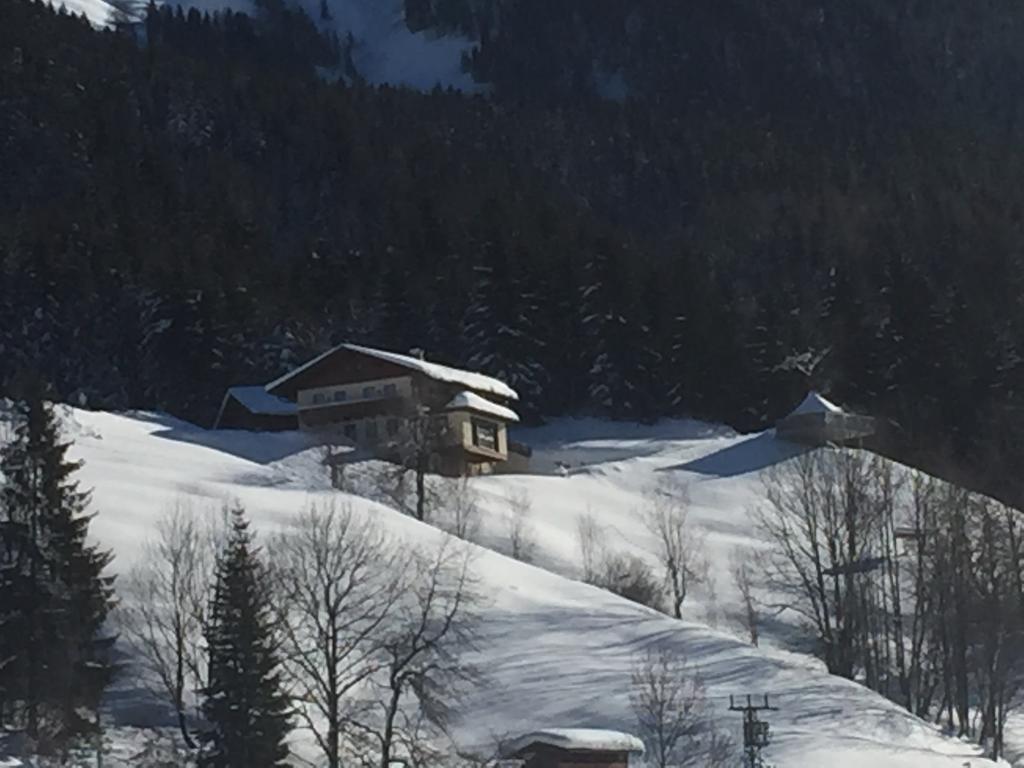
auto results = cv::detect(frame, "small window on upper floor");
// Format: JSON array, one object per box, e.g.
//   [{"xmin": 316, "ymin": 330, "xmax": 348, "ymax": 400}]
[
  {"xmin": 363, "ymin": 386, "xmax": 376, "ymax": 399},
  {"xmin": 382, "ymin": 383, "xmax": 398, "ymax": 397},
  {"xmin": 334, "ymin": 390, "xmax": 347, "ymax": 403},
  {"xmin": 472, "ymin": 419, "xmax": 499, "ymax": 452},
  {"xmin": 312, "ymin": 393, "xmax": 326, "ymax": 405}
]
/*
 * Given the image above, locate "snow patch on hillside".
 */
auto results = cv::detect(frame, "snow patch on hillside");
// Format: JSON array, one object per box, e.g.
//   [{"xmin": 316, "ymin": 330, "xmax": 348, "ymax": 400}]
[{"xmin": 51, "ymin": 0, "xmax": 116, "ymax": 24}]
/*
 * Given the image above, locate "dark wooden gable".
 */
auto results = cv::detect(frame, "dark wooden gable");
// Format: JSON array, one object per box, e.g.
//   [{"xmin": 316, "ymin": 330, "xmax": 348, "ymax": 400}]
[
  {"xmin": 512, "ymin": 743, "xmax": 631, "ymax": 768},
  {"xmin": 216, "ymin": 395, "xmax": 297, "ymax": 432},
  {"xmin": 267, "ymin": 346, "xmax": 415, "ymax": 400}
]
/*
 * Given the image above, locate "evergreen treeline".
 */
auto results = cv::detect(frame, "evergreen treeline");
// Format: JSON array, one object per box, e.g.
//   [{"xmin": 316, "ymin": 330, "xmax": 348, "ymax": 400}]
[
  {"xmin": 0, "ymin": 389, "xmax": 115, "ymax": 754},
  {"xmin": 5, "ymin": 0, "xmax": 1024, "ymax": 505},
  {"xmin": 0, "ymin": 390, "xmax": 295, "ymax": 762}
]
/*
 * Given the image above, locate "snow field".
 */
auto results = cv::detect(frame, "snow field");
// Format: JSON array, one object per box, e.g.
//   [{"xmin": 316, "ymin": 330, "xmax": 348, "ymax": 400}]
[{"xmin": 44, "ymin": 407, "xmax": 1004, "ymax": 766}]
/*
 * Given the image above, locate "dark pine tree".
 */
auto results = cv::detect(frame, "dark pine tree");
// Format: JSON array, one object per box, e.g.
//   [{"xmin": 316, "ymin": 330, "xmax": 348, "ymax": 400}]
[
  {"xmin": 579, "ymin": 237, "xmax": 651, "ymax": 419},
  {"xmin": 0, "ymin": 381, "xmax": 115, "ymax": 752},
  {"xmin": 462, "ymin": 229, "xmax": 548, "ymax": 416},
  {"xmin": 200, "ymin": 506, "xmax": 291, "ymax": 768}
]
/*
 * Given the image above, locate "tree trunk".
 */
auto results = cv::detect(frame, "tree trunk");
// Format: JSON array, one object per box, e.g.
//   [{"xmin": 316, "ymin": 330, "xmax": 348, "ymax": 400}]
[
  {"xmin": 379, "ymin": 682, "xmax": 402, "ymax": 768},
  {"xmin": 415, "ymin": 455, "xmax": 427, "ymax": 522}
]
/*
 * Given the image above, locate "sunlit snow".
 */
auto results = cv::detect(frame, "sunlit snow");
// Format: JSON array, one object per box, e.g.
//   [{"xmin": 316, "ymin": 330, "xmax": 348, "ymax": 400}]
[{"xmin": 22, "ymin": 406, "xmax": 1001, "ymax": 767}]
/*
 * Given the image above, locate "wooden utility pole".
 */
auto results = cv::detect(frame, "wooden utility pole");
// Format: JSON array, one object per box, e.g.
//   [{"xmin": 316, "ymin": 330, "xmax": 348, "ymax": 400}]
[{"xmin": 729, "ymin": 694, "xmax": 778, "ymax": 768}]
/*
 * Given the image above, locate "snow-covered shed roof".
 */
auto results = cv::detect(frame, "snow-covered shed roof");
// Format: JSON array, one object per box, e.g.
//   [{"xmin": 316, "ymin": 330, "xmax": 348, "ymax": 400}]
[
  {"xmin": 265, "ymin": 343, "xmax": 518, "ymax": 402},
  {"xmin": 502, "ymin": 729, "xmax": 645, "ymax": 757},
  {"xmin": 788, "ymin": 391, "xmax": 843, "ymax": 417},
  {"xmin": 445, "ymin": 391, "xmax": 520, "ymax": 422},
  {"xmin": 224, "ymin": 386, "xmax": 297, "ymax": 416}
]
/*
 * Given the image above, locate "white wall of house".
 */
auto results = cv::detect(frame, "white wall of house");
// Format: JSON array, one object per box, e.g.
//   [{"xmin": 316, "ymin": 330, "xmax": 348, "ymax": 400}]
[
  {"xmin": 296, "ymin": 375, "xmax": 413, "ymax": 409},
  {"xmin": 325, "ymin": 410, "xmax": 507, "ymax": 455},
  {"xmin": 321, "ymin": 414, "xmax": 404, "ymax": 445}
]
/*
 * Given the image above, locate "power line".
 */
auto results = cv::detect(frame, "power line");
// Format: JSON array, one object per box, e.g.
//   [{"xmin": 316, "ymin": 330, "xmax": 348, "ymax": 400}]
[{"xmin": 729, "ymin": 693, "xmax": 778, "ymax": 768}]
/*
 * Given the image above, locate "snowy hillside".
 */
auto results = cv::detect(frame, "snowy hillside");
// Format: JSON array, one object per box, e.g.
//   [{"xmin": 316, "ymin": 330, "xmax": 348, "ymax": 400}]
[
  {"xmin": 43, "ymin": 407, "xmax": 999, "ymax": 767},
  {"xmin": 54, "ymin": 0, "xmax": 117, "ymax": 24},
  {"xmin": 64, "ymin": 0, "xmax": 477, "ymax": 90}
]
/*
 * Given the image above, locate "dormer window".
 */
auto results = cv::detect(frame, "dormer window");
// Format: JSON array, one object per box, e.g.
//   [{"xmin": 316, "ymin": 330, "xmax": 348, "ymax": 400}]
[
  {"xmin": 312, "ymin": 393, "xmax": 326, "ymax": 405},
  {"xmin": 383, "ymin": 383, "xmax": 398, "ymax": 397},
  {"xmin": 363, "ymin": 386, "xmax": 376, "ymax": 399},
  {"xmin": 334, "ymin": 390, "xmax": 347, "ymax": 402}
]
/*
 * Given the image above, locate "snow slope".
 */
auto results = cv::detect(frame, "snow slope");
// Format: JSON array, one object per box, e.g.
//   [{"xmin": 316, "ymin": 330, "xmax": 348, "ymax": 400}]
[
  {"xmin": 43, "ymin": 407, "xmax": 1000, "ymax": 767},
  {"xmin": 55, "ymin": 0, "xmax": 116, "ymax": 24},
  {"xmin": 64, "ymin": 0, "xmax": 478, "ymax": 91}
]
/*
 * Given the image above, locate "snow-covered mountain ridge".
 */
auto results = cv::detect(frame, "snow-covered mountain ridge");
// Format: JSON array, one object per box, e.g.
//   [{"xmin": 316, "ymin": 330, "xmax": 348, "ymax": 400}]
[{"xmin": 34, "ymin": 406, "xmax": 1003, "ymax": 767}]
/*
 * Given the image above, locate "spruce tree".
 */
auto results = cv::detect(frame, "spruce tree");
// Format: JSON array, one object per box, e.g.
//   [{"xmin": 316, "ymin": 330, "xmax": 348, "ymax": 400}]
[
  {"xmin": 0, "ymin": 383, "xmax": 115, "ymax": 751},
  {"xmin": 579, "ymin": 239, "xmax": 648, "ymax": 419},
  {"xmin": 462, "ymin": 238, "xmax": 548, "ymax": 415},
  {"xmin": 200, "ymin": 506, "xmax": 290, "ymax": 768}
]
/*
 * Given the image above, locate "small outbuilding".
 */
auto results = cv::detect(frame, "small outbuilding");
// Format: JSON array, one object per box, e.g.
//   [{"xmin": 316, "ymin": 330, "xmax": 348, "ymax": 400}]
[
  {"xmin": 499, "ymin": 728, "xmax": 645, "ymax": 768},
  {"xmin": 214, "ymin": 386, "xmax": 298, "ymax": 432},
  {"xmin": 775, "ymin": 391, "xmax": 876, "ymax": 447}
]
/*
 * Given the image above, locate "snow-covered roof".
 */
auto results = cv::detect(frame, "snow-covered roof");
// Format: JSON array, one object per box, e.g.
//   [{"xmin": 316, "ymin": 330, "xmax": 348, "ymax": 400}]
[
  {"xmin": 788, "ymin": 391, "xmax": 843, "ymax": 417},
  {"xmin": 225, "ymin": 386, "xmax": 297, "ymax": 416},
  {"xmin": 445, "ymin": 391, "xmax": 520, "ymax": 422},
  {"xmin": 503, "ymin": 728, "xmax": 645, "ymax": 757},
  {"xmin": 265, "ymin": 343, "xmax": 519, "ymax": 401}
]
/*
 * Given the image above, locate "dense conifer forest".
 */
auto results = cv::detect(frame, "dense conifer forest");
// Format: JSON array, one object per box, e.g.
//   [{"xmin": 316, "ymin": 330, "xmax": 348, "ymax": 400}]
[{"xmin": 4, "ymin": 0, "xmax": 1024, "ymax": 503}]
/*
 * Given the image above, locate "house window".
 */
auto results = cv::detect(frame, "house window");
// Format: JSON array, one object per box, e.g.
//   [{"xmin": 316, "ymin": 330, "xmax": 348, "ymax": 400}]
[
  {"xmin": 312, "ymin": 393, "xmax": 326, "ymax": 405},
  {"xmin": 365, "ymin": 420, "xmax": 379, "ymax": 441},
  {"xmin": 342, "ymin": 423, "xmax": 357, "ymax": 441},
  {"xmin": 334, "ymin": 390, "xmax": 347, "ymax": 403},
  {"xmin": 363, "ymin": 386, "xmax": 377, "ymax": 399},
  {"xmin": 386, "ymin": 418, "xmax": 400, "ymax": 437},
  {"xmin": 471, "ymin": 419, "xmax": 499, "ymax": 452},
  {"xmin": 382, "ymin": 383, "xmax": 398, "ymax": 397}
]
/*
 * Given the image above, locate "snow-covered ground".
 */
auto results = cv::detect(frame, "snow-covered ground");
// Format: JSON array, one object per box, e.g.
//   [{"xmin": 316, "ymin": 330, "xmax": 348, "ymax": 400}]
[
  {"xmin": 61, "ymin": 0, "xmax": 478, "ymax": 91},
  {"xmin": 29, "ymin": 407, "xmax": 1001, "ymax": 767}
]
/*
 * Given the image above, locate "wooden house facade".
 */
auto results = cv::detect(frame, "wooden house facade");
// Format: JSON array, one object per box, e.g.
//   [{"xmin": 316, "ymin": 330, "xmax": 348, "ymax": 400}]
[
  {"xmin": 499, "ymin": 729, "xmax": 645, "ymax": 768},
  {"xmin": 214, "ymin": 343, "xmax": 524, "ymax": 476}
]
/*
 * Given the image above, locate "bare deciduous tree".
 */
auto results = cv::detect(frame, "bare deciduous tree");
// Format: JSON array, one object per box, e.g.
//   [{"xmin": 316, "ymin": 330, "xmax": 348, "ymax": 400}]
[
  {"xmin": 729, "ymin": 549, "xmax": 759, "ymax": 646},
  {"xmin": 274, "ymin": 504, "xmax": 405, "ymax": 768},
  {"xmin": 394, "ymin": 409, "xmax": 448, "ymax": 523},
  {"xmin": 597, "ymin": 551, "xmax": 664, "ymax": 610},
  {"xmin": 350, "ymin": 540, "xmax": 482, "ymax": 768},
  {"xmin": 754, "ymin": 448, "xmax": 884, "ymax": 679},
  {"xmin": 436, "ymin": 478, "xmax": 481, "ymax": 543},
  {"xmin": 119, "ymin": 504, "xmax": 215, "ymax": 748},
  {"xmin": 754, "ymin": 447, "xmax": 1024, "ymax": 760},
  {"xmin": 505, "ymin": 489, "xmax": 536, "ymax": 563},
  {"xmin": 630, "ymin": 648, "xmax": 733, "ymax": 768},
  {"xmin": 576, "ymin": 511, "xmax": 603, "ymax": 583},
  {"xmin": 576, "ymin": 510, "xmax": 663, "ymax": 609},
  {"xmin": 643, "ymin": 480, "xmax": 707, "ymax": 619}
]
